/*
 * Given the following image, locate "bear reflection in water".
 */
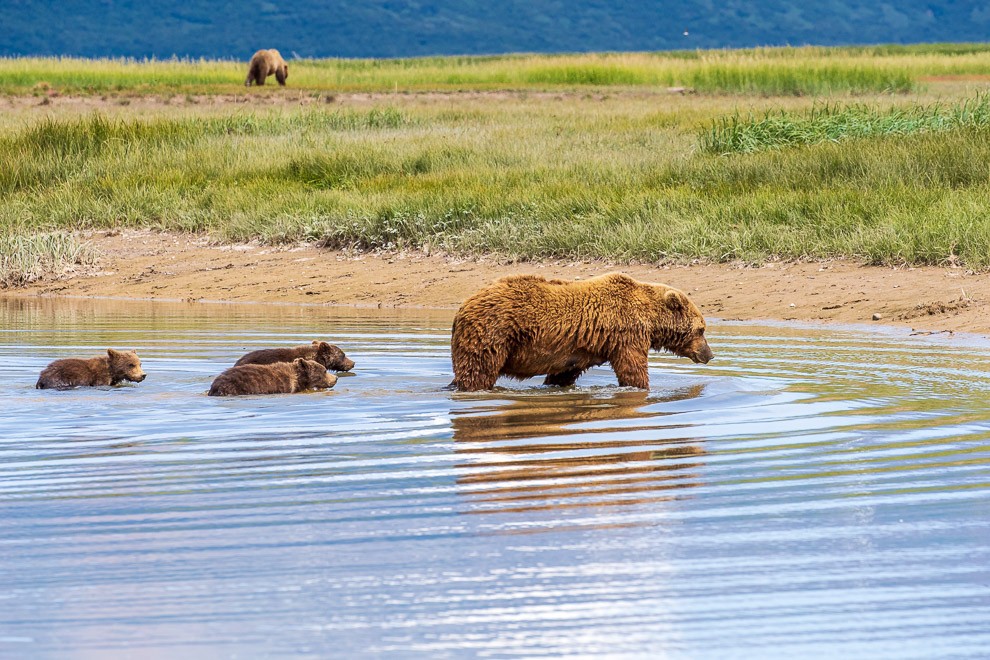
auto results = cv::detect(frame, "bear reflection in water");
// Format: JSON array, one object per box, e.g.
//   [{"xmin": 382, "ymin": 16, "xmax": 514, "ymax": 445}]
[{"xmin": 452, "ymin": 386, "xmax": 705, "ymax": 516}]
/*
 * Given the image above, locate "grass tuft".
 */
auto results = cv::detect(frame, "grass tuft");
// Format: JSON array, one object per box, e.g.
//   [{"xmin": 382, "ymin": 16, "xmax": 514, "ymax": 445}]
[
  {"xmin": 702, "ymin": 94, "xmax": 990, "ymax": 154},
  {"xmin": 0, "ymin": 232, "xmax": 95, "ymax": 287}
]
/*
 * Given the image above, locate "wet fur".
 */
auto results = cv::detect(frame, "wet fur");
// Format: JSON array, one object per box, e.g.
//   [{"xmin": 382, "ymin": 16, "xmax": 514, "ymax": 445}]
[
  {"xmin": 450, "ymin": 273, "xmax": 713, "ymax": 391},
  {"xmin": 209, "ymin": 358, "xmax": 337, "ymax": 396},
  {"xmin": 234, "ymin": 341, "xmax": 354, "ymax": 372},
  {"xmin": 37, "ymin": 349, "xmax": 146, "ymax": 389}
]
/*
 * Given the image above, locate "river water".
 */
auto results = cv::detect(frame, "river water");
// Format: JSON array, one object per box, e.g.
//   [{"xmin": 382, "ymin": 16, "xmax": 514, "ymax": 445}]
[{"xmin": 1, "ymin": 297, "xmax": 989, "ymax": 658}]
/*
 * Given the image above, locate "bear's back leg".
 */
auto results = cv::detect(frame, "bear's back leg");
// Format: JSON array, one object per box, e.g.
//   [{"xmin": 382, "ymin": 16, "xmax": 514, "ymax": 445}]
[
  {"xmin": 543, "ymin": 367, "xmax": 586, "ymax": 387},
  {"xmin": 452, "ymin": 341, "xmax": 508, "ymax": 391},
  {"xmin": 246, "ymin": 63, "xmax": 264, "ymax": 86}
]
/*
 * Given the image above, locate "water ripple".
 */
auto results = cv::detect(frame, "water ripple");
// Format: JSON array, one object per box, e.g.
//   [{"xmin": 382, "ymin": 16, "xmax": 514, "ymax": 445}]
[{"xmin": 1, "ymin": 297, "xmax": 989, "ymax": 658}]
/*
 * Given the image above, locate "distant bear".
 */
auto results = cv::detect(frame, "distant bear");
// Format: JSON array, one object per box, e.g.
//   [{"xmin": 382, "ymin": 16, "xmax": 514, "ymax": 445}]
[
  {"xmin": 245, "ymin": 49, "xmax": 288, "ymax": 86},
  {"xmin": 37, "ymin": 349, "xmax": 147, "ymax": 389},
  {"xmin": 234, "ymin": 341, "xmax": 355, "ymax": 372},
  {"xmin": 208, "ymin": 358, "xmax": 337, "ymax": 396},
  {"xmin": 450, "ymin": 273, "xmax": 713, "ymax": 391}
]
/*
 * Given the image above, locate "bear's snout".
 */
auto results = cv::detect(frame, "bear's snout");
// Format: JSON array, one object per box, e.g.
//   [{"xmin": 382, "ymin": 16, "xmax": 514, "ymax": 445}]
[
  {"xmin": 135, "ymin": 373, "xmax": 147, "ymax": 382},
  {"xmin": 694, "ymin": 342, "xmax": 715, "ymax": 364},
  {"xmin": 690, "ymin": 339, "xmax": 714, "ymax": 364}
]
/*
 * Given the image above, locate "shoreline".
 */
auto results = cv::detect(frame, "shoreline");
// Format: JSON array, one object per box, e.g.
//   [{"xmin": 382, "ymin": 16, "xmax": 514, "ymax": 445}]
[{"xmin": 5, "ymin": 229, "xmax": 989, "ymax": 338}]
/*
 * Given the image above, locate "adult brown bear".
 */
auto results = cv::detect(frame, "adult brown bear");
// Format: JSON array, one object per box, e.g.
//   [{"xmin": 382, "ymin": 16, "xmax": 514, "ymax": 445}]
[
  {"xmin": 450, "ymin": 273, "xmax": 713, "ymax": 391},
  {"xmin": 245, "ymin": 49, "xmax": 288, "ymax": 86}
]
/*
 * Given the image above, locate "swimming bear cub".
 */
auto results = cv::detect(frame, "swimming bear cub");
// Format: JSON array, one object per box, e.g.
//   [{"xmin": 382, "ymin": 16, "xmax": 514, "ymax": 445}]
[
  {"xmin": 208, "ymin": 358, "xmax": 337, "ymax": 396},
  {"xmin": 37, "ymin": 349, "xmax": 147, "ymax": 389},
  {"xmin": 234, "ymin": 340, "xmax": 355, "ymax": 372}
]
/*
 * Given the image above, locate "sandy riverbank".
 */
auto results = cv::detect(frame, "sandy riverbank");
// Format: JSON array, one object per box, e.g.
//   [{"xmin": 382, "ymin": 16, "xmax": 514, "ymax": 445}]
[{"xmin": 5, "ymin": 230, "xmax": 988, "ymax": 337}]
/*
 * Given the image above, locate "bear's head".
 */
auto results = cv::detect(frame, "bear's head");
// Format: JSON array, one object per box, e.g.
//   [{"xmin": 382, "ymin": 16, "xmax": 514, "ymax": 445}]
[
  {"xmin": 294, "ymin": 358, "xmax": 338, "ymax": 391},
  {"xmin": 650, "ymin": 288, "xmax": 714, "ymax": 364},
  {"xmin": 107, "ymin": 349, "xmax": 147, "ymax": 384},
  {"xmin": 313, "ymin": 340, "xmax": 355, "ymax": 372}
]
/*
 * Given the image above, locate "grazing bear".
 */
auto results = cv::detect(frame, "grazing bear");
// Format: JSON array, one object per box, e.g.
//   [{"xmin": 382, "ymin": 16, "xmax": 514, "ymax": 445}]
[
  {"xmin": 36, "ymin": 349, "xmax": 146, "ymax": 389},
  {"xmin": 208, "ymin": 358, "xmax": 337, "ymax": 396},
  {"xmin": 245, "ymin": 49, "xmax": 288, "ymax": 86},
  {"xmin": 234, "ymin": 340, "xmax": 355, "ymax": 372},
  {"xmin": 450, "ymin": 273, "xmax": 713, "ymax": 391}
]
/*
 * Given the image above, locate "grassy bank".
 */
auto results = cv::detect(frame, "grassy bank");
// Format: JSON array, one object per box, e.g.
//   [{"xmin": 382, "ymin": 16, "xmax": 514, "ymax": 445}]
[
  {"xmin": 0, "ymin": 45, "xmax": 963, "ymax": 95},
  {"xmin": 4, "ymin": 88, "xmax": 990, "ymax": 270}
]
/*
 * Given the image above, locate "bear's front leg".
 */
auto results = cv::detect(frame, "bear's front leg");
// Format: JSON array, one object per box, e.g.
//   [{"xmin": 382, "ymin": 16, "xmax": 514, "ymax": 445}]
[{"xmin": 610, "ymin": 350, "xmax": 650, "ymax": 389}]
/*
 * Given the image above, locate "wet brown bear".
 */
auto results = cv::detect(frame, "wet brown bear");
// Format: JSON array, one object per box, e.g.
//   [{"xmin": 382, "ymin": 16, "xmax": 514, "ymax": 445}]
[
  {"xmin": 37, "ymin": 349, "xmax": 147, "ymax": 389},
  {"xmin": 208, "ymin": 358, "xmax": 337, "ymax": 396},
  {"xmin": 234, "ymin": 340, "xmax": 355, "ymax": 372},
  {"xmin": 245, "ymin": 49, "xmax": 288, "ymax": 86},
  {"xmin": 450, "ymin": 273, "xmax": 713, "ymax": 391}
]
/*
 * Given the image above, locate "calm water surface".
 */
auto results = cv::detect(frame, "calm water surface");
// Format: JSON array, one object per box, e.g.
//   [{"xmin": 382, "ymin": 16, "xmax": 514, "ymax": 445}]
[{"xmin": 1, "ymin": 297, "xmax": 989, "ymax": 659}]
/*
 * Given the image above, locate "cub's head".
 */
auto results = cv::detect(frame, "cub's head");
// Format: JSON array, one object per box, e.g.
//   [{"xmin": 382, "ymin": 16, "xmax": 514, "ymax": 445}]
[
  {"xmin": 313, "ymin": 341, "xmax": 355, "ymax": 372},
  {"xmin": 650, "ymin": 287, "xmax": 713, "ymax": 365},
  {"xmin": 107, "ymin": 349, "xmax": 147, "ymax": 384},
  {"xmin": 294, "ymin": 358, "xmax": 338, "ymax": 390}
]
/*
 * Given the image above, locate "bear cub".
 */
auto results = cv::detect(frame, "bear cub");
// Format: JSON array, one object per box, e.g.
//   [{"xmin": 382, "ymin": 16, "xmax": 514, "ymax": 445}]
[
  {"xmin": 245, "ymin": 49, "xmax": 288, "ymax": 86},
  {"xmin": 208, "ymin": 358, "xmax": 337, "ymax": 396},
  {"xmin": 37, "ymin": 349, "xmax": 147, "ymax": 389},
  {"xmin": 235, "ymin": 340, "xmax": 355, "ymax": 372}
]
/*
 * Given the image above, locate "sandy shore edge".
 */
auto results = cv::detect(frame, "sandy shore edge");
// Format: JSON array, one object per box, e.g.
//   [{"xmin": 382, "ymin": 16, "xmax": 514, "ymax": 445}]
[{"xmin": 5, "ymin": 230, "xmax": 988, "ymax": 338}]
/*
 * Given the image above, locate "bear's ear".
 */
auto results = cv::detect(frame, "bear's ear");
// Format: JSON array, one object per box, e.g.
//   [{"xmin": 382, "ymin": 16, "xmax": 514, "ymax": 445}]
[
  {"xmin": 107, "ymin": 348, "xmax": 119, "ymax": 358},
  {"xmin": 663, "ymin": 290, "xmax": 688, "ymax": 312},
  {"xmin": 293, "ymin": 358, "xmax": 306, "ymax": 367},
  {"xmin": 312, "ymin": 340, "xmax": 320, "ymax": 346}
]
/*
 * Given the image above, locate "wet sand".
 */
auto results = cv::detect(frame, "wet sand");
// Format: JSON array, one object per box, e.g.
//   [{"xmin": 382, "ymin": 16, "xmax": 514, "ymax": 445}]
[{"xmin": 6, "ymin": 229, "xmax": 988, "ymax": 337}]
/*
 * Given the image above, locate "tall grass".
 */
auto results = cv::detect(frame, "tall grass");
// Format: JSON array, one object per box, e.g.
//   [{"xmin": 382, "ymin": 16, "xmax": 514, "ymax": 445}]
[
  {"xmin": 0, "ymin": 47, "xmax": 926, "ymax": 95},
  {"xmin": 702, "ymin": 94, "xmax": 990, "ymax": 154},
  {"xmin": 0, "ymin": 232, "xmax": 94, "ymax": 287},
  {"xmin": 4, "ymin": 97, "xmax": 990, "ymax": 268}
]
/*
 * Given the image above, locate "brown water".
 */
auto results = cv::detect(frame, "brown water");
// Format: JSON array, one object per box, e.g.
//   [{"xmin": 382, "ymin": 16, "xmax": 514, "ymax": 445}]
[{"xmin": 1, "ymin": 297, "xmax": 989, "ymax": 658}]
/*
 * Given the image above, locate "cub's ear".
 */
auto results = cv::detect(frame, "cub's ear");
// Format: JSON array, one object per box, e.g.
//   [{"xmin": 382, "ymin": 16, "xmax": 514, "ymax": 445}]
[
  {"xmin": 311, "ymin": 340, "xmax": 320, "ymax": 346},
  {"xmin": 317, "ymin": 341, "xmax": 330, "ymax": 350},
  {"xmin": 663, "ymin": 289, "xmax": 688, "ymax": 312},
  {"xmin": 293, "ymin": 358, "xmax": 306, "ymax": 366},
  {"xmin": 107, "ymin": 348, "xmax": 119, "ymax": 358}
]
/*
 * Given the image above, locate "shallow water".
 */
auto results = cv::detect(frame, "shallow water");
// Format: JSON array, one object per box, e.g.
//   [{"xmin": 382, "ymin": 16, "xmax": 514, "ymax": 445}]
[{"xmin": 1, "ymin": 297, "xmax": 989, "ymax": 659}]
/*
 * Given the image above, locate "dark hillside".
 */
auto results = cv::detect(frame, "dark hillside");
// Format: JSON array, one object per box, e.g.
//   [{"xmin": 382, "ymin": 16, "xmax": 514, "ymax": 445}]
[{"xmin": 2, "ymin": 1, "xmax": 988, "ymax": 59}]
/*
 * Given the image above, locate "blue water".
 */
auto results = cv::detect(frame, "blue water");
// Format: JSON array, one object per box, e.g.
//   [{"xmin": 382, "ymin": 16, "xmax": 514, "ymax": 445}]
[{"xmin": 1, "ymin": 297, "xmax": 989, "ymax": 658}]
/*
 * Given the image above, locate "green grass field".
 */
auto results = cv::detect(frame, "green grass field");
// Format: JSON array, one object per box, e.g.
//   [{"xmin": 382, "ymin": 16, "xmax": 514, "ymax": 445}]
[
  {"xmin": 3, "ymin": 44, "xmax": 990, "ymax": 284},
  {"xmin": 5, "ymin": 45, "xmax": 982, "ymax": 95}
]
